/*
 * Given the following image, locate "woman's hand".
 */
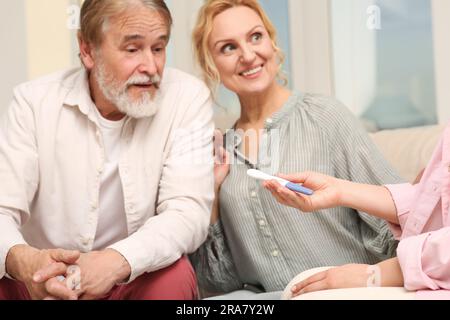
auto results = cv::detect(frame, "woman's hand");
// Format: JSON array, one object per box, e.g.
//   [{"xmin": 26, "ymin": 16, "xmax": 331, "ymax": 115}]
[
  {"xmin": 291, "ymin": 264, "xmax": 373, "ymax": 298},
  {"xmin": 213, "ymin": 130, "xmax": 230, "ymax": 192},
  {"xmin": 263, "ymin": 172, "xmax": 343, "ymax": 212},
  {"xmin": 290, "ymin": 258, "xmax": 404, "ymax": 298}
]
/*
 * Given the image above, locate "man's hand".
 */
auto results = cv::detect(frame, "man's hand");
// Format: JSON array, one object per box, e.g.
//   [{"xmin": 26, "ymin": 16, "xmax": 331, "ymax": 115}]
[
  {"xmin": 74, "ymin": 249, "xmax": 131, "ymax": 300},
  {"xmin": 6, "ymin": 245, "xmax": 80, "ymax": 300}
]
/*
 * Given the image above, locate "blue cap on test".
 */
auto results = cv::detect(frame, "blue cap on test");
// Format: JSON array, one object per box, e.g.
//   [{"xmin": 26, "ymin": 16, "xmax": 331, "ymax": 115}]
[{"xmin": 286, "ymin": 182, "xmax": 314, "ymax": 196}]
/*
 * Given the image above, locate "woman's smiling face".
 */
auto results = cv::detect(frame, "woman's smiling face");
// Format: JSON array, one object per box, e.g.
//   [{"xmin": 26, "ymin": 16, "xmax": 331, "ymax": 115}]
[{"xmin": 208, "ymin": 6, "xmax": 279, "ymax": 97}]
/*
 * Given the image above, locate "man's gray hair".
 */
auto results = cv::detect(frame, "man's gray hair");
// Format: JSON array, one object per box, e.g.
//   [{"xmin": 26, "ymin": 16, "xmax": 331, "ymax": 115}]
[{"xmin": 79, "ymin": 0, "xmax": 172, "ymax": 47}]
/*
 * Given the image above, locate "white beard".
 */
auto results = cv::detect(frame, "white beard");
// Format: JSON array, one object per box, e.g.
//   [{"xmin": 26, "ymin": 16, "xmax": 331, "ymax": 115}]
[{"xmin": 94, "ymin": 61, "xmax": 164, "ymax": 119}]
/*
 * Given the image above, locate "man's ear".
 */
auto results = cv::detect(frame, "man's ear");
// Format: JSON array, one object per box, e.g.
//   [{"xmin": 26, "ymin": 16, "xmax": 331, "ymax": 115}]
[{"xmin": 78, "ymin": 32, "xmax": 95, "ymax": 70}]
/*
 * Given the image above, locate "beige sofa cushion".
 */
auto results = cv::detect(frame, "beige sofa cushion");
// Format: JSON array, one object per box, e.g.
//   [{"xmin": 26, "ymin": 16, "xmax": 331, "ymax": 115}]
[{"xmin": 371, "ymin": 125, "xmax": 444, "ymax": 183}]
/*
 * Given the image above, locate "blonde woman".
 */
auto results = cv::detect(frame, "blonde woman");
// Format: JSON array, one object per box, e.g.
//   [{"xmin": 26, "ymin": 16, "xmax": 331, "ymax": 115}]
[{"xmin": 190, "ymin": 0, "xmax": 402, "ymax": 299}]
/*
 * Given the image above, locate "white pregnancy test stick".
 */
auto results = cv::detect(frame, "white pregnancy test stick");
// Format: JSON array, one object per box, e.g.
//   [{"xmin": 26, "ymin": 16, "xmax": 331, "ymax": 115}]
[{"xmin": 247, "ymin": 169, "xmax": 314, "ymax": 196}]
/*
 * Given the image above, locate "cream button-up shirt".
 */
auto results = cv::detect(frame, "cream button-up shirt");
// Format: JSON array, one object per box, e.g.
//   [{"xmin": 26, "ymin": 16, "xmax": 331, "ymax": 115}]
[{"xmin": 0, "ymin": 67, "xmax": 214, "ymax": 282}]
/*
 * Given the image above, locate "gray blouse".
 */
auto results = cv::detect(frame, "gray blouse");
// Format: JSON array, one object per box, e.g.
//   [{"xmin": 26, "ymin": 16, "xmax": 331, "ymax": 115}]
[{"xmin": 190, "ymin": 92, "xmax": 403, "ymax": 294}]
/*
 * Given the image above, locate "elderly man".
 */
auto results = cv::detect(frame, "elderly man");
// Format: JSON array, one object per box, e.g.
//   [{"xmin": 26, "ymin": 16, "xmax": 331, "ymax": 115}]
[{"xmin": 0, "ymin": 0, "xmax": 214, "ymax": 300}]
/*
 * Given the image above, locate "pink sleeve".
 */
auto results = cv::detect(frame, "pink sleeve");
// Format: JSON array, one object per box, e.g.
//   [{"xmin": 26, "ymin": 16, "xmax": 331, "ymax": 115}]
[
  {"xmin": 397, "ymin": 227, "xmax": 450, "ymax": 291},
  {"xmin": 384, "ymin": 183, "xmax": 417, "ymax": 240}
]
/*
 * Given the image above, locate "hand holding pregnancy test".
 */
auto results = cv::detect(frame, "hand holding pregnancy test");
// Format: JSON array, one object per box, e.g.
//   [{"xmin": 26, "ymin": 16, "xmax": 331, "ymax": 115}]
[{"xmin": 247, "ymin": 169, "xmax": 314, "ymax": 196}]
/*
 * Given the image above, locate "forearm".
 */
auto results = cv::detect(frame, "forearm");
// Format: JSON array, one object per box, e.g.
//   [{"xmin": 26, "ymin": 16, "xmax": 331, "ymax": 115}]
[
  {"xmin": 339, "ymin": 180, "xmax": 399, "ymax": 224},
  {"xmin": 376, "ymin": 258, "xmax": 404, "ymax": 287},
  {"xmin": 210, "ymin": 191, "xmax": 220, "ymax": 225}
]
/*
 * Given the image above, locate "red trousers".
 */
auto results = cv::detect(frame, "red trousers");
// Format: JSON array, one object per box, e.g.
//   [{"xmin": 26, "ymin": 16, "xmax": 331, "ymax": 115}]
[{"xmin": 0, "ymin": 256, "xmax": 197, "ymax": 300}]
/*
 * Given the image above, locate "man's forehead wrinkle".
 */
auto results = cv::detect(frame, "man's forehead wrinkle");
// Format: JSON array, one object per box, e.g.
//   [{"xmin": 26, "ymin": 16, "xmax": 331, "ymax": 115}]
[{"xmin": 114, "ymin": 12, "xmax": 166, "ymax": 35}]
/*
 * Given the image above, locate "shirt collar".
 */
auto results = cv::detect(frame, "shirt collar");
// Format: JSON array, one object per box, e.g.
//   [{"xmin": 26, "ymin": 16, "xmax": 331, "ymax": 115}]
[
  {"xmin": 64, "ymin": 67, "xmax": 171, "ymax": 123},
  {"xmin": 226, "ymin": 91, "xmax": 301, "ymax": 149},
  {"xmin": 63, "ymin": 67, "xmax": 95, "ymax": 117},
  {"xmin": 63, "ymin": 68, "xmax": 133, "ymax": 127},
  {"xmin": 264, "ymin": 91, "xmax": 300, "ymax": 130}
]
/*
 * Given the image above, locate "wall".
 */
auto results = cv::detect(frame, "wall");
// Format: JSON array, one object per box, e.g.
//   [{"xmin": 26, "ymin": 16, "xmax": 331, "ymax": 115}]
[
  {"xmin": 0, "ymin": 0, "xmax": 76, "ymax": 115},
  {"xmin": 25, "ymin": 0, "xmax": 74, "ymax": 80},
  {"xmin": 0, "ymin": 1, "xmax": 28, "ymax": 114}
]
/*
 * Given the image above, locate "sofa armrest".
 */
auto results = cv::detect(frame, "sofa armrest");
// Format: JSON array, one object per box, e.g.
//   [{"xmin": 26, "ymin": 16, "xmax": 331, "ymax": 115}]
[{"xmin": 370, "ymin": 125, "xmax": 444, "ymax": 183}]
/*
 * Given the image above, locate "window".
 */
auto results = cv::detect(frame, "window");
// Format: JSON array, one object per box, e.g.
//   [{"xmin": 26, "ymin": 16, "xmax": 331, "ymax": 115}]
[{"xmin": 331, "ymin": 0, "xmax": 437, "ymax": 130}]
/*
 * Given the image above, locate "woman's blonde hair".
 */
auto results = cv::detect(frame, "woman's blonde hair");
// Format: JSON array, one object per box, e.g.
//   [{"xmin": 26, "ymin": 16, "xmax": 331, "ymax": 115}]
[{"xmin": 193, "ymin": 0, "xmax": 287, "ymax": 92}]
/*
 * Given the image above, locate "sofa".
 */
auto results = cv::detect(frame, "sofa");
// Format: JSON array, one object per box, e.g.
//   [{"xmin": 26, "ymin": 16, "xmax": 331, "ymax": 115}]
[{"xmin": 370, "ymin": 124, "xmax": 444, "ymax": 183}]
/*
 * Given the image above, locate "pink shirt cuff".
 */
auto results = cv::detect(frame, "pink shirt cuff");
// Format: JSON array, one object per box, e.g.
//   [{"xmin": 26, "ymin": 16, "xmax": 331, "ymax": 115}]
[
  {"xmin": 385, "ymin": 183, "xmax": 417, "ymax": 239},
  {"xmin": 397, "ymin": 233, "xmax": 440, "ymax": 291},
  {"xmin": 385, "ymin": 183, "xmax": 415, "ymax": 216}
]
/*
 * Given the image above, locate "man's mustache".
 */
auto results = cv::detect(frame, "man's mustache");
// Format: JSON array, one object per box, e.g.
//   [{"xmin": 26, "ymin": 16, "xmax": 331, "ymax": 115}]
[{"xmin": 126, "ymin": 74, "xmax": 161, "ymax": 89}]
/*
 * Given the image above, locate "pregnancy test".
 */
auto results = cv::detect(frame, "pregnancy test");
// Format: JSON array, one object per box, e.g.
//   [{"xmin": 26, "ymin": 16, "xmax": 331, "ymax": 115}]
[{"xmin": 247, "ymin": 169, "xmax": 314, "ymax": 196}]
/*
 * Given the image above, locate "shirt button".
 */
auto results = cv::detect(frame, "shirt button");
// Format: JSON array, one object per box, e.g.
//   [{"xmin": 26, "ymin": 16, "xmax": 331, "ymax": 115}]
[
  {"xmin": 259, "ymin": 220, "xmax": 266, "ymax": 227},
  {"xmin": 91, "ymin": 202, "xmax": 98, "ymax": 210},
  {"xmin": 82, "ymin": 238, "xmax": 91, "ymax": 246},
  {"xmin": 266, "ymin": 118, "xmax": 273, "ymax": 125},
  {"xmin": 251, "ymin": 191, "xmax": 257, "ymax": 198},
  {"xmin": 272, "ymin": 250, "xmax": 279, "ymax": 257}
]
